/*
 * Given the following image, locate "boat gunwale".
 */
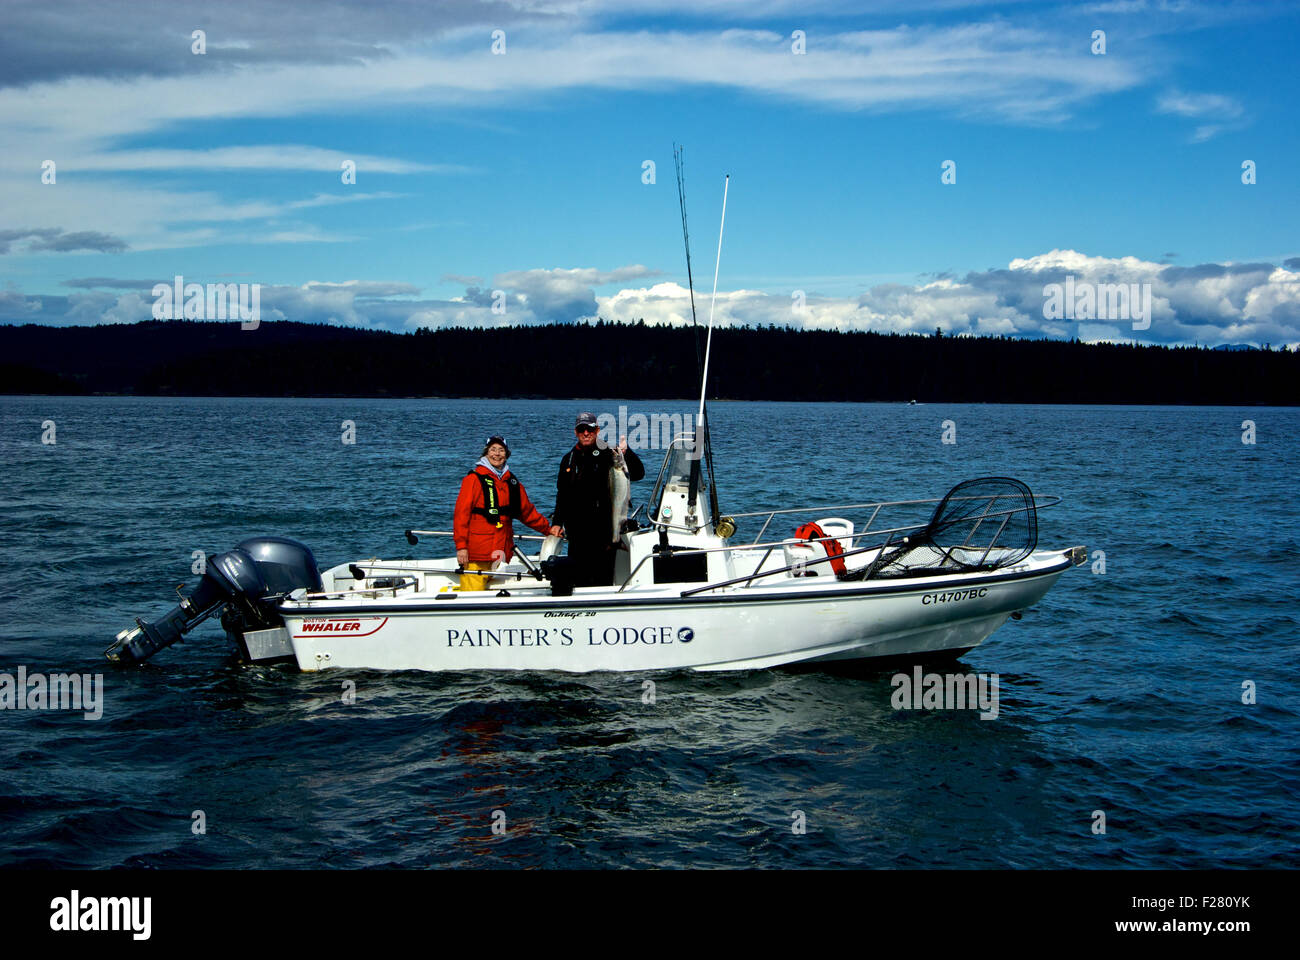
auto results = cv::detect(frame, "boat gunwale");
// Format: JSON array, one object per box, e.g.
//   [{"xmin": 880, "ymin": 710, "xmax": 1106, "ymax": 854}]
[{"xmin": 277, "ymin": 551, "xmax": 1074, "ymax": 616}]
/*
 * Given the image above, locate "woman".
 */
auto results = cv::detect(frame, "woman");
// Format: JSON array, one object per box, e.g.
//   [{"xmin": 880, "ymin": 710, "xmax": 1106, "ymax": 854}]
[{"xmin": 453, "ymin": 435, "xmax": 559, "ymax": 591}]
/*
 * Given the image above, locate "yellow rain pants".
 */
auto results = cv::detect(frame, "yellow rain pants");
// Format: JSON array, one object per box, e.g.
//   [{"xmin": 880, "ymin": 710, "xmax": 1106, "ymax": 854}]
[{"xmin": 458, "ymin": 561, "xmax": 495, "ymax": 592}]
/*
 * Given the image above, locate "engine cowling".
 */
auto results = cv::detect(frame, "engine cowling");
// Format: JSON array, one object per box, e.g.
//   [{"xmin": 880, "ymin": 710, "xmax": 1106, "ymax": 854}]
[{"xmin": 107, "ymin": 537, "xmax": 321, "ymax": 665}]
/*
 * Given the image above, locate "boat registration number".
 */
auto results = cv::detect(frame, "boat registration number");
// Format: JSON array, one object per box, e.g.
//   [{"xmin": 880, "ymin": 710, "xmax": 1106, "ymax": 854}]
[{"xmin": 921, "ymin": 588, "xmax": 988, "ymax": 605}]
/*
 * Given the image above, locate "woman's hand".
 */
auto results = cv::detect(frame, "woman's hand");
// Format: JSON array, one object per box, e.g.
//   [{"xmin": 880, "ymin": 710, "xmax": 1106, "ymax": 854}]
[{"xmin": 456, "ymin": 548, "xmax": 469, "ymax": 567}]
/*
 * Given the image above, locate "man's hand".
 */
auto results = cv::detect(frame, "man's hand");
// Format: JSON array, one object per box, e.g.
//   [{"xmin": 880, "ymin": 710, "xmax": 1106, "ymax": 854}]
[
  {"xmin": 618, "ymin": 435, "xmax": 628, "ymax": 455},
  {"xmin": 456, "ymin": 548, "xmax": 469, "ymax": 566},
  {"xmin": 548, "ymin": 526, "xmax": 564, "ymax": 537}
]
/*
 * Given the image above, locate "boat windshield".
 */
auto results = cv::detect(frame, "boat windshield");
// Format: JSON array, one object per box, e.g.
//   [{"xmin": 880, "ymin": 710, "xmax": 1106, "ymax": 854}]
[{"xmin": 649, "ymin": 433, "xmax": 711, "ymax": 528}]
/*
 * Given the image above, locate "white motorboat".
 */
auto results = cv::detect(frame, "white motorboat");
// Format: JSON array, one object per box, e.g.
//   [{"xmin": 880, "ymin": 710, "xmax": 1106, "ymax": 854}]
[
  {"xmin": 106, "ymin": 163, "xmax": 1084, "ymax": 673},
  {"xmin": 107, "ymin": 437, "xmax": 1084, "ymax": 672}
]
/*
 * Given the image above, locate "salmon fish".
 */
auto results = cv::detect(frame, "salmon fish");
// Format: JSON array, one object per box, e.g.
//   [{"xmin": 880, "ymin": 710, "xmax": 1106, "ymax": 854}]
[{"xmin": 609, "ymin": 448, "xmax": 630, "ymax": 544}]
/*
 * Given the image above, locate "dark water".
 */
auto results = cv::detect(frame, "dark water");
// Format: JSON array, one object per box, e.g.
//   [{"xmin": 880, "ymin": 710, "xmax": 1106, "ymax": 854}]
[{"xmin": 1, "ymin": 397, "xmax": 1296, "ymax": 868}]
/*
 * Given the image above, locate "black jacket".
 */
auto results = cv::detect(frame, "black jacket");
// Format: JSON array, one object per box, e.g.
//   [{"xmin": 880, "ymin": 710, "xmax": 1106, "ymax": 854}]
[{"xmin": 554, "ymin": 444, "xmax": 645, "ymax": 543}]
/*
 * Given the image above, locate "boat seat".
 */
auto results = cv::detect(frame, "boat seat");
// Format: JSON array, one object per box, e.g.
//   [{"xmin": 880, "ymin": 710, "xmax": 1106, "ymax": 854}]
[
  {"xmin": 815, "ymin": 517, "xmax": 855, "ymax": 554},
  {"xmin": 782, "ymin": 538, "xmax": 826, "ymax": 576}
]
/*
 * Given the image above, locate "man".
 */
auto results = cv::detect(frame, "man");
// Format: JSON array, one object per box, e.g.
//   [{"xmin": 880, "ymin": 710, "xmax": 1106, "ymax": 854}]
[
  {"xmin": 454, "ymin": 435, "xmax": 560, "ymax": 591},
  {"xmin": 552, "ymin": 412, "xmax": 645, "ymax": 587}
]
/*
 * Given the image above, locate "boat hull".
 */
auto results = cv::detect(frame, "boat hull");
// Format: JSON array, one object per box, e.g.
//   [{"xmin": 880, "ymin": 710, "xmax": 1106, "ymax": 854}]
[{"xmin": 276, "ymin": 558, "xmax": 1070, "ymax": 673}]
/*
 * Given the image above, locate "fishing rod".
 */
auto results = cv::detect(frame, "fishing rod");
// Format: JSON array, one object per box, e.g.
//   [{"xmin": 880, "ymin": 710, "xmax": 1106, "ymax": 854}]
[
  {"xmin": 676, "ymin": 146, "xmax": 704, "ymax": 521},
  {"xmin": 674, "ymin": 147, "xmax": 727, "ymax": 531},
  {"xmin": 674, "ymin": 144, "xmax": 703, "ymax": 373}
]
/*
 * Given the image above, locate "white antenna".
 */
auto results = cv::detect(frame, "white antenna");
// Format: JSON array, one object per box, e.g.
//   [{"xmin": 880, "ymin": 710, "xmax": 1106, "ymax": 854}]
[{"xmin": 697, "ymin": 174, "xmax": 729, "ymax": 429}]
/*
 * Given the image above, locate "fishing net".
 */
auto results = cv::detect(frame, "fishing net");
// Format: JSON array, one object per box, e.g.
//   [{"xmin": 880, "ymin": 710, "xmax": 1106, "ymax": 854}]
[{"xmin": 851, "ymin": 477, "xmax": 1038, "ymax": 580}]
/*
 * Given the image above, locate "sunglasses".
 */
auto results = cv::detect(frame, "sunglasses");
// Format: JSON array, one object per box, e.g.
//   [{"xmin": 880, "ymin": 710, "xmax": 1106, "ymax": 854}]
[{"xmin": 576, "ymin": 426, "xmax": 598, "ymax": 434}]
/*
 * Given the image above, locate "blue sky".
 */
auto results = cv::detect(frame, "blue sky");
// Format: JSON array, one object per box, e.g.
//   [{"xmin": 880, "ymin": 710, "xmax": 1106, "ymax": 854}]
[{"xmin": 1, "ymin": 0, "xmax": 1297, "ymax": 346}]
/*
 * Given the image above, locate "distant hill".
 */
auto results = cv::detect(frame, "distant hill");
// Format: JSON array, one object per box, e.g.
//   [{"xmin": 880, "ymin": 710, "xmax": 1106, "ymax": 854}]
[{"xmin": 0, "ymin": 319, "xmax": 1296, "ymax": 404}]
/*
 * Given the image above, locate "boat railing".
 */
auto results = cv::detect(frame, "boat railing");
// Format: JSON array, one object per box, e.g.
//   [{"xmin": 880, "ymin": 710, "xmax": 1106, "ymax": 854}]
[
  {"xmin": 618, "ymin": 493, "xmax": 1059, "ymax": 594},
  {"xmin": 731, "ymin": 493, "xmax": 1061, "ymax": 546}
]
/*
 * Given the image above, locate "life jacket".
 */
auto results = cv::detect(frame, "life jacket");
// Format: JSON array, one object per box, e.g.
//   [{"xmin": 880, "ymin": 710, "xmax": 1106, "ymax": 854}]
[
  {"xmin": 469, "ymin": 470, "xmax": 521, "ymax": 528},
  {"xmin": 793, "ymin": 521, "xmax": 847, "ymax": 578}
]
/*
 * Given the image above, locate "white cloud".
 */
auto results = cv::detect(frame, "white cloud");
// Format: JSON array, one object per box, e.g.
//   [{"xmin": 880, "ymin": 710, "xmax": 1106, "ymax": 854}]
[
  {"xmin": 286, "ymin": 192, "xmax": 409, "ymax": 209},
  {"xmin": 0, "ymin": 23, "xmax": 1148, "ymax": 153},
  {"xmin": 0, "ymin": 16, "xmax": 1152, "ymax": 253},
  {"xmin": 1156, "ymin": 88, "xmax": 1246, "ymax": 141},
  {"xmin": 0, "ymin": 178, "xmax": 379, "ymax": 253},
  {"xmin": 303, "ymin": 280, "xmax": 423, "ymax": 297},
  {"xmin": 596, "ymin": 251, "xmax": 1300, "ymax": 346},
  {"xmin": 7, "ymin": 252, "xmax": 1299, "ymax": 347},
  {"xmin": 49, "ymin": 148, "xmax": 453, "ymax": 176},
  {"xmin": 1157, "ymin": 90, "xmax": 1243, "ymax": 118},
  {"xmin": 491, "ymin": 265, "xmax": 662, "ymax": 322},
  {"xmin": 0, "ymin": 286, "xmax": 43, "ymax": 318}
]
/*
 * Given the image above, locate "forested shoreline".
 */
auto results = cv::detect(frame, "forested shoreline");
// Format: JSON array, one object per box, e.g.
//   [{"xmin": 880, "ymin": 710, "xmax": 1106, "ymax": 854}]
[{"xmin": 1, "ymin": 320, "xmax": 1295, "ymax": 404}]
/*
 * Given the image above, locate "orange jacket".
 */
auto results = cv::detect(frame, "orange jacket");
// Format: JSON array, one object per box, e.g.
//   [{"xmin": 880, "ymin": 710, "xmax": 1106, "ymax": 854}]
[{"xmin": 454, "ymin": 465, "xmax": 551, "ymax": 563}]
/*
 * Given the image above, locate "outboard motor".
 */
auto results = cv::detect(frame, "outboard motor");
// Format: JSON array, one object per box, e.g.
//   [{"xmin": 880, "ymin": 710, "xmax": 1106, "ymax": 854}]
[{"xmin": 107, "ymin": 537, "xmax": 321, "ymax": 666}]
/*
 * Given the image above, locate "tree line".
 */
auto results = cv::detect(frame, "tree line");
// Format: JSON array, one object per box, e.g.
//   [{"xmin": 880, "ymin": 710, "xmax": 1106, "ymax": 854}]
[{"xmin": 0, "ymin": 319, "xmax": 1295, "ymax": 404}]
